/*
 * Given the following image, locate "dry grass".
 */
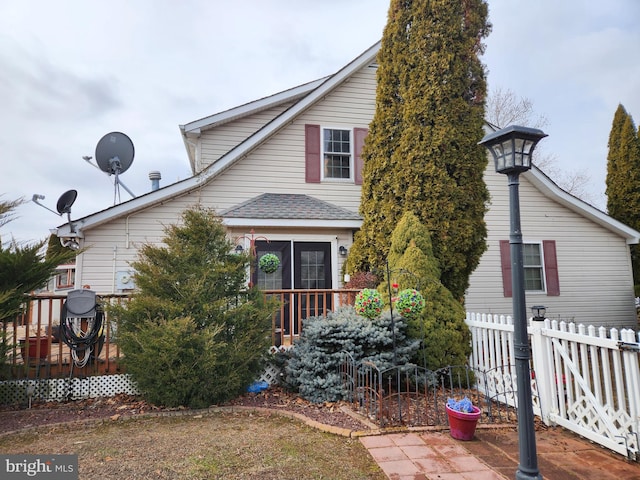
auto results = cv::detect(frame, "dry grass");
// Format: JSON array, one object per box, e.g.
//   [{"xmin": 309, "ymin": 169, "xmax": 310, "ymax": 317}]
[{"xmin": 0, "ymin": 410, "xmax": 386, "ymax": 479}]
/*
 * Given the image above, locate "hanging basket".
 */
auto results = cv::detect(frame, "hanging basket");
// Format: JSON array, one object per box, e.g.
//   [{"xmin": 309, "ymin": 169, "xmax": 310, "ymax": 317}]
[
  {"xmin": 258, "ymin": 253, "xmax": 280, "ymax": 273},
  {"xmin": 354, "ymin": 288, "xmax": 384, "ymax": 319},
  {"xmin": 394, "ymin": 288, "xmax": 425, "ymax": 319}
]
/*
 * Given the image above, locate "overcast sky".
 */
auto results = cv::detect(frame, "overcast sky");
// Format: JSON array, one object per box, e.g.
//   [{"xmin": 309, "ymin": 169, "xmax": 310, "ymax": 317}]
[{"xmin": 1, "ymin": 0, "xmax": 639, "ymax": 245}]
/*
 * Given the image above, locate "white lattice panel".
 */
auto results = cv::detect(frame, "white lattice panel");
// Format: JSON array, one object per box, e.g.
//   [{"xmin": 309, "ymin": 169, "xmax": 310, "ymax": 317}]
[
  {"xmin": 258, "ymin": 363, "xmax": 281, "ymax": 385},
  {"xmin": 0, "ymin": 374, "xmax": 140, "ymax": 405}
]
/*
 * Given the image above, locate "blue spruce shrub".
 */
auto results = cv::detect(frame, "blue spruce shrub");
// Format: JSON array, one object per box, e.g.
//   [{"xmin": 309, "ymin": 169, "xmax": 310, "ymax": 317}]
[{"xmin": 284, "ymin": 307, "xmax": 419, "ymax": 403}]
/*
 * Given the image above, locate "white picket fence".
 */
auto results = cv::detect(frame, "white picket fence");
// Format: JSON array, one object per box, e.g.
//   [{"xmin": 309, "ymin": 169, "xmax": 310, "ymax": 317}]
[{"xmin": 466, "ymin": 312, "xmax": 640, "ymax": 459}]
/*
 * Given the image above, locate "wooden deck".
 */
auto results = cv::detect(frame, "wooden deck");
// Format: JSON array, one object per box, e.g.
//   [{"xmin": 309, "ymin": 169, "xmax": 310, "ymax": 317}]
[{"xmin": 3, "ymin": 289, "xmax": 360, "ymax": 379}]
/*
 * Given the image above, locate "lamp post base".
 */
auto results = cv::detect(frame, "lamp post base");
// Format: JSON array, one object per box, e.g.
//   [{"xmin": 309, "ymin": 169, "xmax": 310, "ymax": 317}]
[{"xmin": 516, "ymin": 467, "xmax": 543, "ymax": 480}]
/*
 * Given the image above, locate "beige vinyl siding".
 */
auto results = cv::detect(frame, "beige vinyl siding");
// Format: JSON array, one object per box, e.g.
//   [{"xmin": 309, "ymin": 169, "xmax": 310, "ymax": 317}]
[
  {"xmin": 466, "ymin": 163, "xmax": 637, "ymax": 329},
  {"xmin": 193, "ymin": 66, "xmax": 376, "ymax": 213},
  {"xmin": 77, "ymin": 60, "xmax": 362, "ymax": 288},
  {"xmin": 197, "ymin": 102, "xmax": 295, "ymax": 172},
  {"xmin": 75, "ymin": 191, "xmax": 207, "ymax": 292}
]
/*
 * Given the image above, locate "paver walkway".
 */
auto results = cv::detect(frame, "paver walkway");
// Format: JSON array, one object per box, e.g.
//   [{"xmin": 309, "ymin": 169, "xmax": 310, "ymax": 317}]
[
  {"xmin": 360, "ymin": 427, "xmax": 640, "ymax": 480},
  {"xmin": 361, "ymin": 431, "xmax": 506, "ymax": 479}
]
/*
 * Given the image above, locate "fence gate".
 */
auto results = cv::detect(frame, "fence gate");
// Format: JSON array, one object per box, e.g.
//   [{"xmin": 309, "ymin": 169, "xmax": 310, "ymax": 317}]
[
  {"xmin": 537, "ymin": 324, "xmax": 640, "ymax": 459},
  {"xmin": 467, "ymin": 312, "xmax": 640, "ymax": 460}
]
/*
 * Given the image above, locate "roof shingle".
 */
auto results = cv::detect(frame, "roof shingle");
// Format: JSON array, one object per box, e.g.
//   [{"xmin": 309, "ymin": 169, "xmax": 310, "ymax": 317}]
[{"xmin": 221, "ymin": 193, "xmax": 362, "ymax": 221}]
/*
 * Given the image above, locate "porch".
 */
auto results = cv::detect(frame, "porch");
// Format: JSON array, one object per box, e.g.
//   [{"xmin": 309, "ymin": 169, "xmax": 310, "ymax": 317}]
[{"xmin": 1, "ymin": 289, "xmax": 359, "ymax": 379}]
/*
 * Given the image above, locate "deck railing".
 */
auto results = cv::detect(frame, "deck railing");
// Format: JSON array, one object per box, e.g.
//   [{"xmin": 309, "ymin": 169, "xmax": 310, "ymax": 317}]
[
  {"xmin": 263, "ymin": 289, "xmax": 360, "ymax": 346},
  {"xmin": 2, "ymin": 289, "xmax": 360, "ymax": 379},
  {"xmin": 1, "ymin": 294, "xmax": 129, "ymax": 379}
]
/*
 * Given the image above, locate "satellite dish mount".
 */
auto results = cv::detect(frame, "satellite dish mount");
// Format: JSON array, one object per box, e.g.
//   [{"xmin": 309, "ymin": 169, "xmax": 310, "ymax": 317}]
[{"xmin": 31, "ymin": 190, "xmax": 80, "ymax": 249}]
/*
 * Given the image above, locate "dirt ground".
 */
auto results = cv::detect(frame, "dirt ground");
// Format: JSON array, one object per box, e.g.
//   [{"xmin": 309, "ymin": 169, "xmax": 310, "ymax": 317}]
[
  {"xmin": 3, "ymin": 389, "xmax": 640, "ymax": 479},
  {"xmin": 0, "ymin": 411, "xmax": 384, "ymax": 479},
  {"xmin": 0, "ymin": 388, "xmax": 371, "ymax": 436}
]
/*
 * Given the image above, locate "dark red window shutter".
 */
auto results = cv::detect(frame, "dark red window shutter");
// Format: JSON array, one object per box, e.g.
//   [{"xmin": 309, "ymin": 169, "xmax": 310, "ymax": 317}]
[
  {"xmin": 543, "ymin": 240, "xmax": 560, "ymax": 296},
  {"xmin": 305, "ymin": 124, "xmax": 321, "ymax": 183},
  {"xmin": 353, "ymin": 127, "xmax": 368, "ymax": 185},
  {"xmin": 499, "ymin": 240, "xmax": 512, "ymax": 297}
]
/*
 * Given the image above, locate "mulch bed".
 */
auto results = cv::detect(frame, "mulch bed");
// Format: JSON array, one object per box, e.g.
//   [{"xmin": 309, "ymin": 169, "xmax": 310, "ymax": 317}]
[{"xmin": 0, "ymin": 387, "xmax": 372, "ymax": 435}]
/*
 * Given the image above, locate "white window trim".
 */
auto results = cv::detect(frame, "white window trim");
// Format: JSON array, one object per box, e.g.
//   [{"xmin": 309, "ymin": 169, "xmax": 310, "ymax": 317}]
[
  {"xmin": 321, "ymin": 126, "xmax": 353, "ymax": 182},
  {"xmin": 523, "ymin": 240, "xmax": 546, "ymax": 294}
]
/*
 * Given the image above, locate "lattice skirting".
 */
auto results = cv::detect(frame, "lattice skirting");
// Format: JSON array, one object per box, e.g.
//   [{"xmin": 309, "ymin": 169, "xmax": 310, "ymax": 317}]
[
  {"xmin": 1, "ymin": 362, "xmax": 285, "ymax": 406},
  {"xmin": 0, "ymin": 374, "xmax": 141, "ymax": 405}
]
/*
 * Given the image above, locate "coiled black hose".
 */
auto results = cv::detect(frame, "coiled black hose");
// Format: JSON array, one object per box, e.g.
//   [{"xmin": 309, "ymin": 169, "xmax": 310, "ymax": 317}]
[{"xmin": 60, "ymin": 300, "xmax": 104, "ymax": 367}]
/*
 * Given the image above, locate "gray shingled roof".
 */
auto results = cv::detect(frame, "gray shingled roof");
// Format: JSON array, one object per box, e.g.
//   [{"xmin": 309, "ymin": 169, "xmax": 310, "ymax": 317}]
[{"xmin": 221, "ymin": 193, "xmax": 362, "ymax": 221}]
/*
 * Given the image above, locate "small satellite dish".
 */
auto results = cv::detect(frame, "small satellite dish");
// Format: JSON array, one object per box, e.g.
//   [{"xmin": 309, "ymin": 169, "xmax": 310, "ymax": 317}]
[
  {"xmin": 95, "ymin": 132, "xmax": 135, "ymax": 175},
  {"xmin": 56, "ymin": 189, "xmax": 78, "ymax": 215}
]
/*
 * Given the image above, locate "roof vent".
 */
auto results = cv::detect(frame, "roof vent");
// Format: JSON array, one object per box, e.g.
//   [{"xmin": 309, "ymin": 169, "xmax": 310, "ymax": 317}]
[{"xmin": 149, "ymin": 171, "xmax": 161, "ymax": 191}]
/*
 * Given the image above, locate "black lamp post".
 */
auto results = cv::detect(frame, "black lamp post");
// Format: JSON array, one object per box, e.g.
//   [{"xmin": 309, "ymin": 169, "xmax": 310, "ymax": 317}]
[{"xmin": 479, "ymin": 125, "xmax": 547, "ymax": 480}]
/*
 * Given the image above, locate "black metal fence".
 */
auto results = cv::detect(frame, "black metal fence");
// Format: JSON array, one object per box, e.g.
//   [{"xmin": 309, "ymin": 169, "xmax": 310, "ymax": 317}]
[{"xmin": 340, "ymin": 352, "xmax": 519, "ymax": 427}]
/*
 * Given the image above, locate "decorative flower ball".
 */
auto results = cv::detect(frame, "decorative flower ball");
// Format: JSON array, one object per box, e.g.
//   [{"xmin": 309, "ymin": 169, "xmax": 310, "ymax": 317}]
[
  {"xmin": 447, "ymin": 396, "xmax": 474, "ymax": 413},
  {"xmin": 258, "ymin": 253, "xmax": 280, "ymax": 273},
  {"xmin": 355, "ymin": 288, "xmax": 384, "ymax": 319},
  {"xmin": 394, "ymin": 288, "xmax": 425, "ymax": 319}
]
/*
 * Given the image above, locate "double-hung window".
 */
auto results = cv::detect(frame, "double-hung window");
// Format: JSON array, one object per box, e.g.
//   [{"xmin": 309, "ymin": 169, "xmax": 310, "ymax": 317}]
[
  {"xmin": 305, "ymin": 124, "xmax": 367, "ymax": 184},
  {"xmin": 323, "ymin": 128, "xmax": 351, "ymax": 180},
  {"xmin": 499, "ymin": 239, "xmax": 560, "ymax": 297},
  {"xmin": 523, "ymin": 243, "xmax": 545, "ymax": 291},
  {"xmin": 55, "ymin": 268, "xmax": 75, "ymax": 290}
]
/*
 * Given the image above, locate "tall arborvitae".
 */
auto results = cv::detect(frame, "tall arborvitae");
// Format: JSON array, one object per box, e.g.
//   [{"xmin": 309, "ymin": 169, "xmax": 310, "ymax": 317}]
[
  {"xmin": 605, "ymin": 106, "xmax": 640, "ymax": 284},
  {"xmin": 347, "ymin": 0, "xmax": 491, "ymax": 301},
  {"xmin": 606, "ymin": 104, "xmax": 632, "ymax": 216}
]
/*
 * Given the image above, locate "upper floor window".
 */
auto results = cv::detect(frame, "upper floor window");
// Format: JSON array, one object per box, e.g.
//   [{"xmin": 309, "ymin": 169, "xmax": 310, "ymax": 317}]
[
  {"xmin": 305, "ymin": 124, "xmax": 367, "ymax": 185},
  {"xmin": 323, "ymin": 128, "xmax": 351, "ymax": 180}
]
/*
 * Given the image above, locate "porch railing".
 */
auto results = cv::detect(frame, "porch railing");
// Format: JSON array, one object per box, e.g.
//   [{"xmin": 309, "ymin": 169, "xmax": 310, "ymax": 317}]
[
  {"xmin": 2, "ymin": 289, "xmax": 360, "ymax": 380},
  {"xmin": 263, "ymin": 289, "xmax": 360, "ymax": 346},
  {"xmin": 1, "ymin": 294, "xmax": 129, "ymax": 380}
]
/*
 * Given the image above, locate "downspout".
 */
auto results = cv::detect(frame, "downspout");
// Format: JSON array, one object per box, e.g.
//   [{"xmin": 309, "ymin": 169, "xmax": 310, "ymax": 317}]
[{"xmin": 111, "ymin": 245, "xmax": 118, "ymax": 294}]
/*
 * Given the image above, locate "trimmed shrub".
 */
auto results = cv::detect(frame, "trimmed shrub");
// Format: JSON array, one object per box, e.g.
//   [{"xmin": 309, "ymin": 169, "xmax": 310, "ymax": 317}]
[
  {"xmin": 111, "ymin": 207, "xmax": 278, "ymax": 408},
  {"xmin": 283, "ymin": 307, "xmax": 418, "ymax": 403}
]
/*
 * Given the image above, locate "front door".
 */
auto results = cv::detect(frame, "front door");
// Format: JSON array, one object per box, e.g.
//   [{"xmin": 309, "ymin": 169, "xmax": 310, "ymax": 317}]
[
  {"xmin": 253, "ymin": 240, "xmax": 333, "ymax": 340},
  {"xmin": 294, "ymin": 242, "xmax": 332, "ymax": 319},
  {"xmin": 254, "ymin": 241, "xmax": 291, "ymax": 337}
]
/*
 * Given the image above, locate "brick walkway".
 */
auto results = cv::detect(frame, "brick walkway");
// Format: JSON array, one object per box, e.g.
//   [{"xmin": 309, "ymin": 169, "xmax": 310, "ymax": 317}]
[{"xmin": 360, "ymin": 427, "xmax": 640, "ymax": 480}]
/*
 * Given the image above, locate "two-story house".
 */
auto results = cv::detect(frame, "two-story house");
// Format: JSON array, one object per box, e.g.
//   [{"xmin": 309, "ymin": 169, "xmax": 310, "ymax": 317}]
[{"xmin": 53, "ymin": 41, "xmax": 640, "ymax": 331}]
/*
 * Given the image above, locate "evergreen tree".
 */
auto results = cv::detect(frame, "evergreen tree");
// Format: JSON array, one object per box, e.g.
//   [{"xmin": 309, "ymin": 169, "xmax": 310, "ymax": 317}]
[
  {"xmin": 382, "ymin": 211, "xmax": 469, "ymax": 370},
  {"xmin": 112, "ymin": 207, "xmax": 278, "ymax": 408},
  {"xmin": 1, "ymin": 197, "xmax": 77, "ymax": 378},
  {"xmin": 605, "ymin": 106, "xmax": 640, "ymax": 283},
  {"xmin": 0, "ymin": 198, "xmax": 76, "ymax": 322},
  {"xmin": 347, "ymin": 0, "xmax": 491, "ymax": 301},
  {"xmin": 283, "ymin": 307, "xmax": 418, "ymax": 403},
  {"xmin": 606, "ymin": 104, "xmax": 633, "ymax": 215}
]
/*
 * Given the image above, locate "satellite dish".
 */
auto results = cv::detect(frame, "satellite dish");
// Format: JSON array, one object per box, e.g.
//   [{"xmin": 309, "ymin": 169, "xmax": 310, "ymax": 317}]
[
  {"xmin": 56, "ymin": 189, "xmax": 78, "ymax": 215},
  {"xmin": 93, "ymin": 131, "xmax": 136, "ymax": 203},
  {"xmin": 95, "ymin": 132, "xmax": 135, "ymax": 175}
]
